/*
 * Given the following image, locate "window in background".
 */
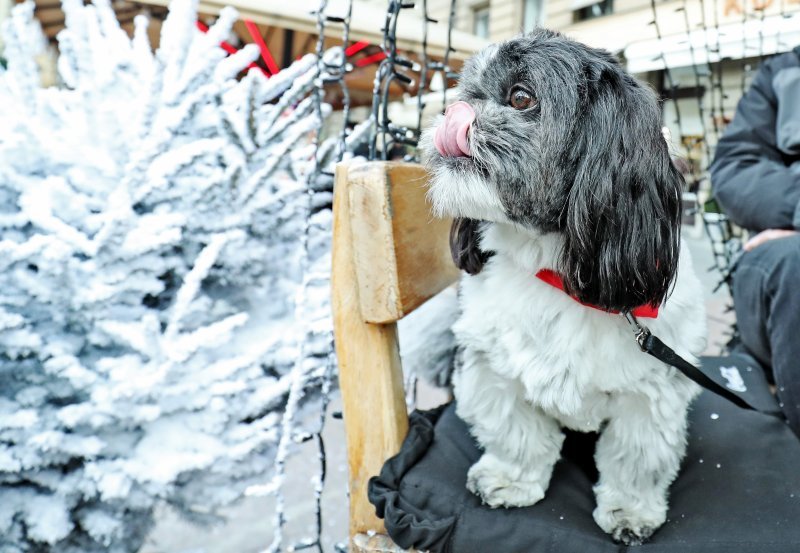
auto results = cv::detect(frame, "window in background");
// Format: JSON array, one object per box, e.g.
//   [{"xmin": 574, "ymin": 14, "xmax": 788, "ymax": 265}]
[
  {"xmin": 473, "ymin": 5, "xmax": 490, "ymax": 38},
  {"xmin": 572, "ymin": 0, "xmax": 613, "ymax": 22},
  {"xmin": 523, "ymin": 0, "xmax": 543, "ymax": 31}
]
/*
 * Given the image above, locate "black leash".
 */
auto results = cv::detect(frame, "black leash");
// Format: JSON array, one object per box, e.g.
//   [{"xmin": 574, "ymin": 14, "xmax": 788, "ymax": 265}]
[{"xmin": 622, "ymin": 312, "xmax": 783, "ymax": 417}]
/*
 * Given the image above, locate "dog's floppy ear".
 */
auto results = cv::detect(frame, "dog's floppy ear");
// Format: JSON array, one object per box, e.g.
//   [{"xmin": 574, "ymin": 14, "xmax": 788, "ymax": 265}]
[
  {"xmin": 559, "ymin": 62, "xmax": 684, "ymax": 312},
  {"xmin": 450, "ymin": 218, "xmax": 493, "ymax": 275}
]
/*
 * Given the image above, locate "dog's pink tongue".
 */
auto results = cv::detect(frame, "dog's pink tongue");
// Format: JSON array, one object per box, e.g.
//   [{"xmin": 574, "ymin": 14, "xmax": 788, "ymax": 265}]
[{"xmin": 434, "ymin": 101, "xmax": 475, "ymax": 157}]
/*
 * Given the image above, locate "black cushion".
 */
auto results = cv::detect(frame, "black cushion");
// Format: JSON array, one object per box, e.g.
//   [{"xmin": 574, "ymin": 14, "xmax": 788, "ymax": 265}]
[{"xmin": 369, "ymin": 355, "xmax": 800, "ymax": 553}]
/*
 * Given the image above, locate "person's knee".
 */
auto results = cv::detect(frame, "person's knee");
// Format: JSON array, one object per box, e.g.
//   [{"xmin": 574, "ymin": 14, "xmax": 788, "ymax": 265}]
[
  {"xmin": 732, "ymin": 234, "xmax": 799, "ymax": 324},
  {"xmin": 737, "ymin": 234, "xmax": 800, "ymax": 283},
  {"xmin": 731, "ymin": 235, "xmax": 799, "ymax": 369}
]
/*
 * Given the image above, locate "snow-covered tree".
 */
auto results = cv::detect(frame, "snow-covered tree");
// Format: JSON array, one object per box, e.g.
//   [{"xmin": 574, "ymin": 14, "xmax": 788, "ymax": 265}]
[{"xmin": 0, "ymin": 0, "xmax": 352, "ymax": 550}]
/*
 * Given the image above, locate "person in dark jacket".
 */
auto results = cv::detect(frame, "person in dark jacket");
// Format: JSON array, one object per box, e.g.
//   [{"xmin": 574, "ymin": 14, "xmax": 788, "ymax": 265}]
[{"xmin": 709, "ymin": 47, "xmax": 800, "ymax": 436}]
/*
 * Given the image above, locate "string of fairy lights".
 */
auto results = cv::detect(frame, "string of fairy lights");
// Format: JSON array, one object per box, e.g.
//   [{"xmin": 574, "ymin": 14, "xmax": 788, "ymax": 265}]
[{"xmin": 368, "ymin": 0, "xmax": 459, "ymax": 160}]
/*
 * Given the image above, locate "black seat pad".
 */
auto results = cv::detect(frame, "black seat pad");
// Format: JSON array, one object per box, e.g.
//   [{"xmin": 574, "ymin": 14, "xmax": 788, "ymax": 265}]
[{"xmin": 369, "ymin": 355, "xmax": 800, "ymax": 553}]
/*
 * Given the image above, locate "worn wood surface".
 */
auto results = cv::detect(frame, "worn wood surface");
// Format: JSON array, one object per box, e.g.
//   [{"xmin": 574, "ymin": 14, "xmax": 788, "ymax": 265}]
[
  {"xmin": 348, "ymin": 162, "xmax": 459, "ymax": 324},
  {"xmin": 352, "ymin": 533, "xmax": 420, "ymax": 553},
  {"xmin": 332, "ymin": 162, "xmax": 411, "ymax": 539}
]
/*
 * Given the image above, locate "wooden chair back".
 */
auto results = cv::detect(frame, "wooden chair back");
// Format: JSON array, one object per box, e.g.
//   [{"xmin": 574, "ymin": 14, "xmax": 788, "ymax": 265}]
[{"xmin": 331, "ymin": 161, "xmax": 460, "ymax": 552}]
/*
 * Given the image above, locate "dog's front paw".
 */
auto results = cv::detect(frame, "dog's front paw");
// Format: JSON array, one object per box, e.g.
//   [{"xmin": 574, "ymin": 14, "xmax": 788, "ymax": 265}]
[
  {"xmin": 593, "ymin": 493, "xmax": 666, "ymax": 546},
  {"xmin": 612, "ymin": 525, "xmax": 655, "ymax": 546},
  {"xmin": 466, "ymin": 453, "xmax": 546, "ymax": 508}
]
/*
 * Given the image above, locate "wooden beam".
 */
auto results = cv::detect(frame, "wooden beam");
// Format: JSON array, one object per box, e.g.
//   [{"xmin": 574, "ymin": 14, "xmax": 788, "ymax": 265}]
[
  {"xmin": 282, "ymin": 28, "xmax": 295, "ymax": 69},
  {"xmin": 34, "ymin": 1, "xmax": 65, "ymax": 10},
  {"xmin": 34, "ymin": 7, "xmax": 65, "ymax": 26},
  {"xmin": 332, "ymin": 162, "xmax": 410, "ymax": 539}
]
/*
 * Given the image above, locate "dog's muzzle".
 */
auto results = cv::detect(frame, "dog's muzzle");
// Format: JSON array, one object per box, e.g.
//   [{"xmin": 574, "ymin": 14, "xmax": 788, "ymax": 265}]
[{"xmin": 434, "ymin": 101, "xmax": 475, "ymax": 157}]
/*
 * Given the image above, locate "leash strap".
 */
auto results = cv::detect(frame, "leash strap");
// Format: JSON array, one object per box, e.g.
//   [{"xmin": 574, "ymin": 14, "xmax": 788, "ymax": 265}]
[{"xmin": 622, "ymin": 312, "xmax": 783, "ymax": 417}]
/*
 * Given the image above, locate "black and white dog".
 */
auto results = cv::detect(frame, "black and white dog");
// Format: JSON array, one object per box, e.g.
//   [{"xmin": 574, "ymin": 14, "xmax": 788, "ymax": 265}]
[{"xmin": 422, "ymin": 30, "xmax": 706, "ymax": 545}]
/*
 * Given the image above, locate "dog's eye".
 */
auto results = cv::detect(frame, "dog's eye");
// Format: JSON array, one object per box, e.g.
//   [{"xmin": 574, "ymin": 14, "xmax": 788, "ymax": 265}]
[{"xmin": 509, "ymin": 86, "xmax": 535, "ymax": 110}]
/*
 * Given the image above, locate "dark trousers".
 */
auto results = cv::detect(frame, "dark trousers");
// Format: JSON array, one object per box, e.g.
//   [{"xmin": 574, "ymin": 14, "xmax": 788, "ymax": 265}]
[{"xmin": 733, "ymin": 235, "xmax": 800, "ymax": 436}]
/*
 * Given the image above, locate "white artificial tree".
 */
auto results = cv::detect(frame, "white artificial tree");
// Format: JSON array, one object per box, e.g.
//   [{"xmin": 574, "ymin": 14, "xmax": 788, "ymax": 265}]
[{"xmin": 0, "ymin": 0, "xmax": 351, "ymax": 550}]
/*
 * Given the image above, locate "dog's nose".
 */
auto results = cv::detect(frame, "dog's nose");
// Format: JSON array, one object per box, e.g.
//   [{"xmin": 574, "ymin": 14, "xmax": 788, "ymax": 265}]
[{"xmin": 434, "ymin": 101, "xmax": 475, "ymax": 157}]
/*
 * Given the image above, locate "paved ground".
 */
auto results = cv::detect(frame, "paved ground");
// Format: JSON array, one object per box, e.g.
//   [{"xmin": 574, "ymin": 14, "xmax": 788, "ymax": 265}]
[
  {"xmin": 141, "ymin": 231, "xmax": 732, "ymax": 553},
  {"xmin": 685, "ymin": 229, "xmax": 737, "ymax": 355}
]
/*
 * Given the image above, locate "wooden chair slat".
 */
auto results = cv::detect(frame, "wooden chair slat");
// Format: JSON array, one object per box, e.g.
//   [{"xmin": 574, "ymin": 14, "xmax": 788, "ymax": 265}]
[
  {"xmin": 333, "ymin": 160, "xmax": 457, "ymax": 551},
  {"xmin": 332, "ymin": 162, "xmax": 410, "ymax": 539}
]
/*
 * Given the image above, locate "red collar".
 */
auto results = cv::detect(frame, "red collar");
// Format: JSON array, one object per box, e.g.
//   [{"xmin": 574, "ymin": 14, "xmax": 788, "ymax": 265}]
[{"xmin": 535, "ymin": 269, "xmax": 659, "ymax": 319}]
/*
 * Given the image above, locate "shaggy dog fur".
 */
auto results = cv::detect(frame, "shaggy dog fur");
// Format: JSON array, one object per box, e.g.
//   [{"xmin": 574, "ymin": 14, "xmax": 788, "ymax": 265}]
[{"xmin": 422, "ymin": 30, "xmax": 707, "ymax": 545}]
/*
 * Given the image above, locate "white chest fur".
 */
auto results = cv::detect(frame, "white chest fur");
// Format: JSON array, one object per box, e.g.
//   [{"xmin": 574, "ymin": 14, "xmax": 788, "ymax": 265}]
[{"xmin": 452, "ymin": 223, "xmax": 707, "ymax": 430}]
